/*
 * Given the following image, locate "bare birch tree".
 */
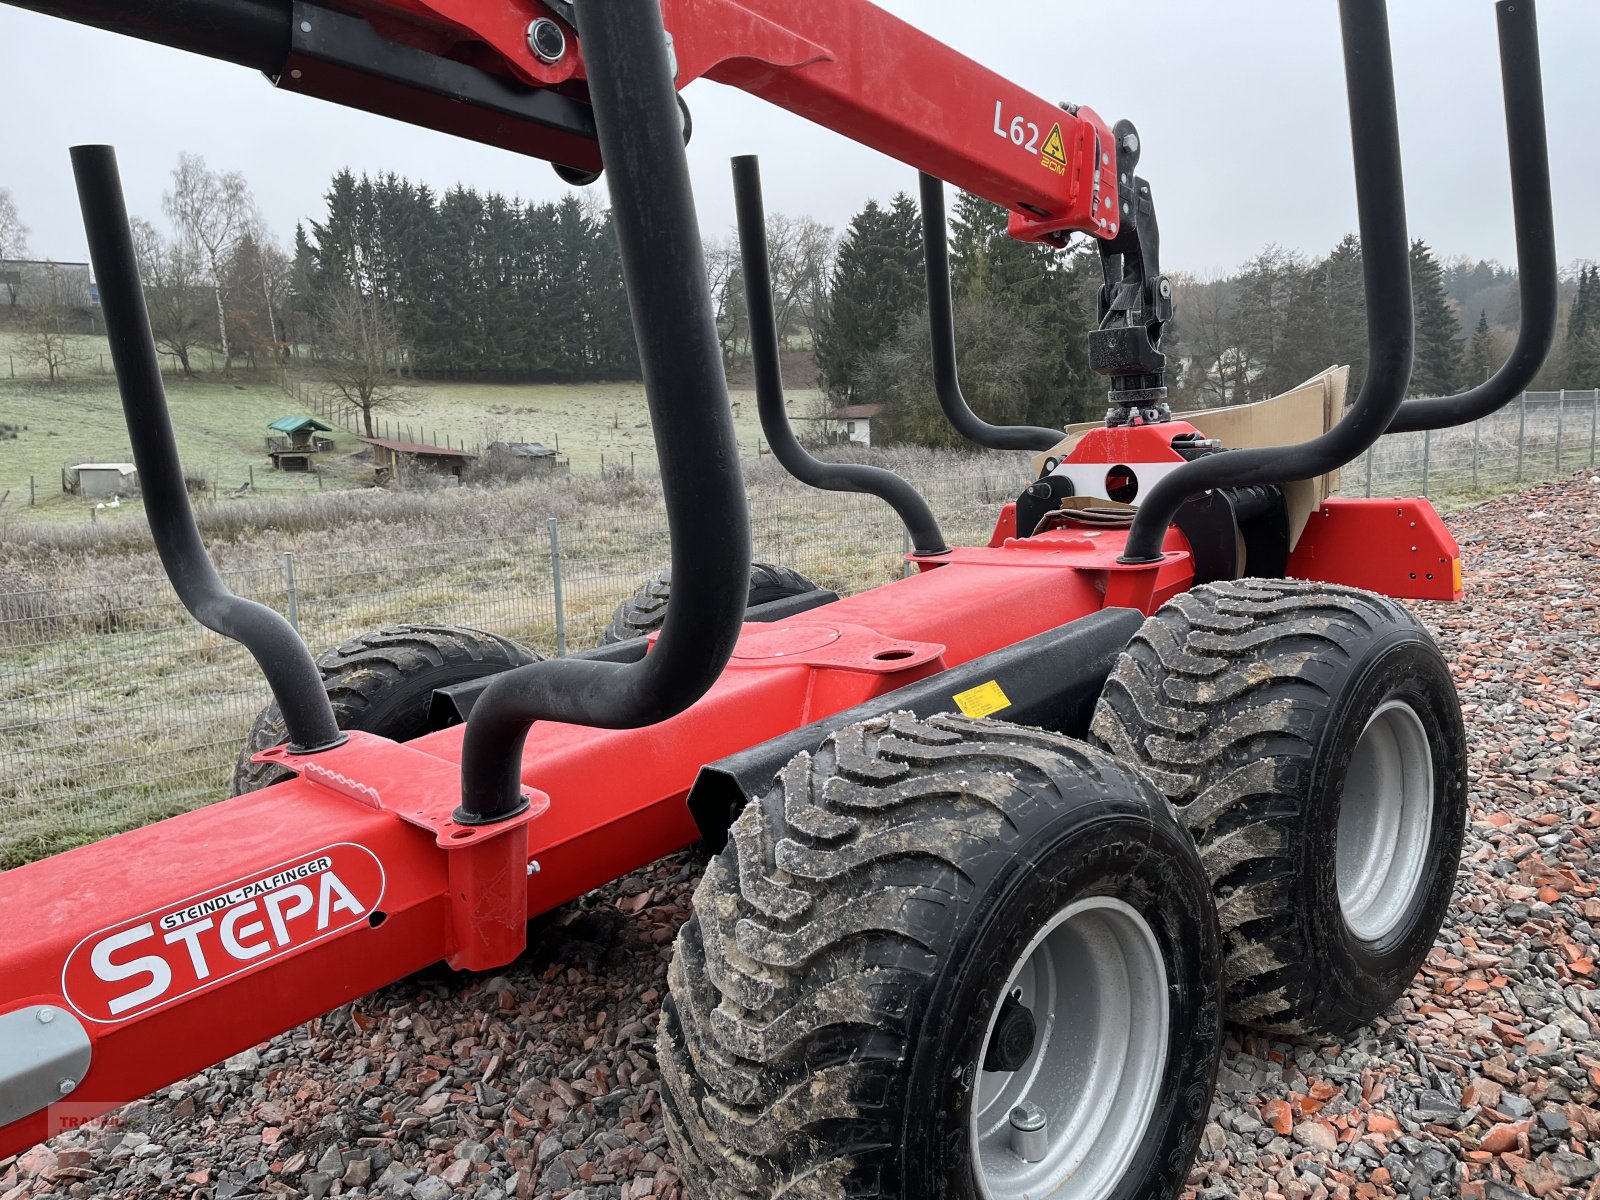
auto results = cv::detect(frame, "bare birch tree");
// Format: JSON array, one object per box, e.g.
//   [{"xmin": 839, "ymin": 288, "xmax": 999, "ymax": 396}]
[
  {"xmin": 163, "ymin": 153, "xmax": 256, "ymax": 374},
  {"xmin": 19, "ymin": 261, "xmax": 88, "ymax": 383},
  {"xmin": 703, "ymin": 236, "xmax": 748, "ymax": 369},
  {"xmin": 764, "ymin": 214, "xmax": 836, "ymax": 348},
  {"xmin": 132, "ymin": 217, "xmax": 209, "ymax": 377},
  {"xmin": 0, "ymin": 189, "xmax": 28, "ymax": 307}
]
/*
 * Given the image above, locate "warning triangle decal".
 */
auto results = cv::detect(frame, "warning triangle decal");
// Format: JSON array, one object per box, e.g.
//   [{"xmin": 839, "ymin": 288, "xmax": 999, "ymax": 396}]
[{"xmin": 1041, "ymin": 123, "xmax": 1068, "ymax": 167}]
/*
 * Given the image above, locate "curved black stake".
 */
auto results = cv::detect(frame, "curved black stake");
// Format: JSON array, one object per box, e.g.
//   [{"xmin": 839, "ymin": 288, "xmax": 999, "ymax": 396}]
[
  {"xmin": 457, "ymin": 0, "xmax": 752, "ymax": 822},
  {"xmin": 71, "ymin": 145, "xmax": 344, "ymax": 755},
  {"xmin": 1121, "ymin": 0, "xmax": 1414, "ymax": 564},
  {"xmin": 920, "ymin": 173, "xmax": 1066, "ymax": 452},
  {"xmin": 1387, "ymin": 0, "xmax": 1554, "ymax": 433},
  {"xmin": 733, "ymin": 156, "xmax": 949, "ymax": 557}
]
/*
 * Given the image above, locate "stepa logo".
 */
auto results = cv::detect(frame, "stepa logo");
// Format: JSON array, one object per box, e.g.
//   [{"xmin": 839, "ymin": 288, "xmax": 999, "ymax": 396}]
[{"xmin": 62, "ymin": 843, "xmax": 385, "ymax": 1024}]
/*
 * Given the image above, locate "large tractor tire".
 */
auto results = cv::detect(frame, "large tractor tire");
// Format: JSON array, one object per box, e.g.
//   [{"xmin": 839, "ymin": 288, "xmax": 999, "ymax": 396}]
[
  {"xmin": 598, "ymin": 562, "xmax": 819, "ymax": 646},
  {"xmin": 1091, "ymin": 579, "xmax": 1468, "ymax": 1036},
  {"xmin": 231, "ymin": 623, "xmax": 538, "ymax": 796},
  {"xmin": 659, "ymin": 712, "xmax": 1222, "ymax": 1200}
]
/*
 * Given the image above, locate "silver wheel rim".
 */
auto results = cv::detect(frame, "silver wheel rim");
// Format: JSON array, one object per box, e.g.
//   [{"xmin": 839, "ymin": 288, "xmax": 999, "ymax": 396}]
[
  {"xmin": 970, "ymin": 897, "xmax": 1169, "ymax": 1200},
  {"xmin": 1336, "ymin": 699, "xmax": 1435, "ymax": 942}
]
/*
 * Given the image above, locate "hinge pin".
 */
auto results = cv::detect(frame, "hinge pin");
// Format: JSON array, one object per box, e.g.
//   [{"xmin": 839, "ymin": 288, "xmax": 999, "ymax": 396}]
[{"xmin": 527, "ymin": 18, "xmax": 568, "ymax": 64}]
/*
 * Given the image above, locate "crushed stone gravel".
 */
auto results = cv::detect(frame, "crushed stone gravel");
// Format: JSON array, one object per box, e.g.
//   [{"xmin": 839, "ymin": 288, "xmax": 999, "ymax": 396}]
[{"xmin": 2, "ymin": 474, "xmax": 1597, "ymax": 1200}]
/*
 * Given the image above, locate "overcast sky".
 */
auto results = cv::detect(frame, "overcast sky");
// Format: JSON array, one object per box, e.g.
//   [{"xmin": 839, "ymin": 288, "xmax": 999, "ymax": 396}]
[{"xmin": 2, "ymin": 0, "xmax": 1595, "ymax": 277}]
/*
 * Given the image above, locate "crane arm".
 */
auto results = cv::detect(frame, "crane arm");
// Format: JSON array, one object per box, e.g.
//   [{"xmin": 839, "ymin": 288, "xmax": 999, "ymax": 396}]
[{"xmin": 6, "ymin": 0, "xmax": 1122, "ymax": 244}]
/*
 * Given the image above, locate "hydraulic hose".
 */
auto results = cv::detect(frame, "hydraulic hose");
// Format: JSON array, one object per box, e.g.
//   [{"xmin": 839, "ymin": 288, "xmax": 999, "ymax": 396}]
[{"xmin": 6, "ymin": 0, "xmax": 290, "ymax": 72}]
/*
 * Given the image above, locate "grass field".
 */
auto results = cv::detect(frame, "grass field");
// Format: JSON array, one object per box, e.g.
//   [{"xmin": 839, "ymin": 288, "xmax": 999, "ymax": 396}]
[
  {"xmin": 0, "ymin": 343, "xmax": 822, "ymax": 527},
  {"xmin": 0, "ymin": 377, "xmax": 369, "ymax": 522},
  {"xmin": 388, "ymin": 378, "xmax": 824, "ymax": 475},
  {"xmin": 4, "ymin": 335, "xmax": 1594, "ymax": 866},
  {"xmin": 0, "ymin": 451, "xmax": 1019, "ymax": 866}
]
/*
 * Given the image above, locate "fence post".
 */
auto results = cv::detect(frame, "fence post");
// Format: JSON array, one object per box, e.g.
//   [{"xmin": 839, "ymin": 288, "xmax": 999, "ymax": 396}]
[
  {"xmin": 283, "ymin": 552, "xmax": 300, "ymax": 634},
  {"xmin": 29, "ymin": 475, "xmax": 35, "ymax": 507},
  {"xmin": 1516, "ymin": 392, "xmax": 1527, "ymax": 483},
  {"xmin": 1590, "ymin": 390, "xmax": 1598, "ymax": 469},
  {"xmin": 1557, "ymin": 389, "xmax": 1566, "ymax": 473},
  {"xmin": 1472, "ymin": 419, "xmax": 1481, "ymax": 491},
  {"xmin": 1364, "ymin": 446, "xmax": 1373, "ymax": 498},
  {"xmin": 1421, "ymin": 428, "xmax": 1431, "ymax": 497},
  {"xmin": 549, "ymin": 517, "xmax": 567, "ymax": 657},
  {"xmin": 902, "ymin": 526, "xmax": 913, "ymax": 579}
]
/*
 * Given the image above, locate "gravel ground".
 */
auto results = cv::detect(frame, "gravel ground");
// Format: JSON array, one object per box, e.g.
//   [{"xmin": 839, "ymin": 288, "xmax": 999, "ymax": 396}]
[{"xmin": 4, "ymin": 474, "xmax": 1598, "ymax": 1200}]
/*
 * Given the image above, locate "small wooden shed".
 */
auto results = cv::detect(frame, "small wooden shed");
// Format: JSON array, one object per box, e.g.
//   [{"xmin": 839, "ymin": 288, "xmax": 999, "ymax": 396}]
[
  {"xmin": 66, "ymin": 463, "xmax": 138, "ymax": 499},
  {"xmin": 485, "ymin": 441, "xmax": 571, "ymax": 477},
  {"xmin": 358, "ymin": 435, "xmax": 476, "ymax": 484},
  {"xmin": 266, "ymin": 417, "xmax": 336, "ymax": 472}
]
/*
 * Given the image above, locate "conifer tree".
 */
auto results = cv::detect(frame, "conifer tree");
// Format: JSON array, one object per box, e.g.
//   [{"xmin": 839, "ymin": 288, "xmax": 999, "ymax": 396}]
[
  {"xmin": 1409, "ymin": 240, "xmax": 1462, "ymax": 397},
  {"xmin": 814, "ymin": 196, "xmax": 925, "ymax": 402},
  {"xmin": 1468, "ymin": 309, "xmax": 1495, "ymax": 384}
]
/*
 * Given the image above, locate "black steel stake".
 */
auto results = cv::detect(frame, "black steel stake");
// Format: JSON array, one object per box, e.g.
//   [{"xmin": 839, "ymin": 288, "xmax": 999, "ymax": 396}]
[
  {"xmin": 1387, "ymin": 0, "xmax": 1555, "ymax": 434},
  {"xmin": 1120, "ymin": 0, "xmax": 1415, "ymax": 565},
  {"xmin": 71, "ymin": 144, "xmax": 344, "ymax": 754},
  {"xmin": 457, "ymin": 0, "xmax": 752, "ymax": 823},
  {"xmin": 919, "ymin": 173, "xmax": 1066, "ymax": 452},
  {"xmin": 733, "ymin": 156, "xmax": 949, "ymax": 557}
]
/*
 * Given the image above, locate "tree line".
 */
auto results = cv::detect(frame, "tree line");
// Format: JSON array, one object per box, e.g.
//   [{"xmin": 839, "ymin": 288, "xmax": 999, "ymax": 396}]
[
  {"xmin": 4, "ymin": 164, "xmax": 1597, "ymax": 447},
  {"xmin": 1168, "ymin": 240, "xmax": 1594, "ymax": 413},
  {"xmin": 297, "ymin": 171, "xmax": 637, "ymax": 383},
  {"xmin": 760, "ymin": 198, "xmax": 1599, "ymax": 443},
  {"xmin": 3, "ymin": 159, "xmax": 292, "ymax": 381}
]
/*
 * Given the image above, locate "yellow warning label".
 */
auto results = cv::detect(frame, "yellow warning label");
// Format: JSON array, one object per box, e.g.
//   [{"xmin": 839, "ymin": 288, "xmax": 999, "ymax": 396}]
[
  {"xmin": 953, "ymin": 680, "xmax": 1012, "ymax": 720},
  {"xmin": 1040, "ymin": 123, "xmax": 1068, "ymax": 175}
]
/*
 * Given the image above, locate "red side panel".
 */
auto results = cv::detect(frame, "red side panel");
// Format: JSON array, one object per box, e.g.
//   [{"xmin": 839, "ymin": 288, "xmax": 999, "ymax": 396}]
[{"xmin": 1288, "ymin": 498, "xmax": 1464, "ymax": 602}]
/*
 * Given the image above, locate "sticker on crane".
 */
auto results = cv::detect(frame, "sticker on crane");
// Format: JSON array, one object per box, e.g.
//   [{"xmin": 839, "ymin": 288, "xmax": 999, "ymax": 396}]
[
  {"xmin": 953, "ymin": 680, "xmax": 1012, "ymax": 719},
  {"xmin": 61, "ymin": 843, "xmax": 385, "ymax": 1024},
  {"xmin": 1040, "ymin": 124, "xmax": 1069, "ymax": 176}
]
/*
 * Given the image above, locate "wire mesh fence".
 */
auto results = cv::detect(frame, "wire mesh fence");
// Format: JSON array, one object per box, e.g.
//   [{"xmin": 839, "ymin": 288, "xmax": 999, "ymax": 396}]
[
  {"xmin": 2, "ymin": 392, "xmax": 1596, "ymax": 867},
  {"xmin": 0, "ymin": 472, "xmax": 1014, "ymax": 866},
  {"xmin": 1357, "ymin": 390, "xmax": 1600, "ymax": 498}
]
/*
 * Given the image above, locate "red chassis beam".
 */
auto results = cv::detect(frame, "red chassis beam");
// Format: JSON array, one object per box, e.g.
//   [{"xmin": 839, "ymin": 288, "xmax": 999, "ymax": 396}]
[
  {"xmin": 0, "ymin": 421, "xmax": 1464, "ymax": 1157},
  {"xmin": 0, "ymin": 524, "xmax": 1188, "ymax": 1156}
]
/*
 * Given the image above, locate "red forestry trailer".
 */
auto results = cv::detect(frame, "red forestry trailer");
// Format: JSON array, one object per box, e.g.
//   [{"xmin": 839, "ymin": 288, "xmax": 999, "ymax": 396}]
[{"xmin": 0, "ymin": 0, "xmax": 1559, "ymax": 1195}]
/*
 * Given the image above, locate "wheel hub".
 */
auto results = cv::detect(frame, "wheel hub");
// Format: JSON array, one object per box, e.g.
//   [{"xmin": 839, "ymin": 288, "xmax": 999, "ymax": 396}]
[
  {"xmin": 969, "ymin": 896, "xmax": 1169, "ymax": 1200},
  {"xmin": 983, "ymin": 992, "xmax": 1037, "ymax": 1074},
  {"xmin": 1336, "ymin": 699, "xmax": 1435, "ymax": 942}
]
